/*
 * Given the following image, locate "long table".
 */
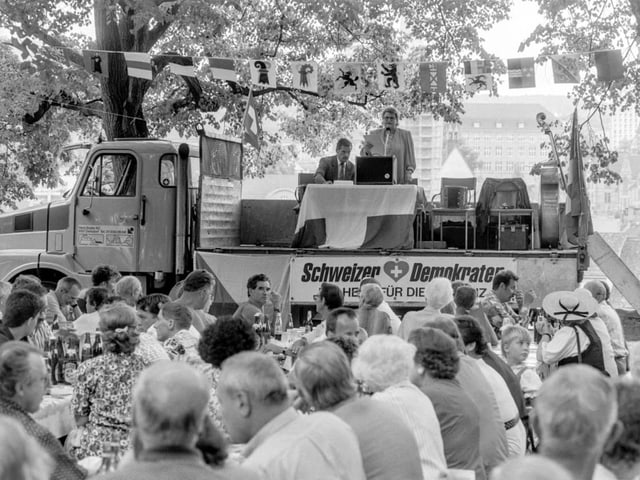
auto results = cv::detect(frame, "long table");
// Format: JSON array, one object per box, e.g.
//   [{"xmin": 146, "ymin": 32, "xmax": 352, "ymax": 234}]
[
  {"xmin": 291, "ymin": 184, "xmax": 421, "ymax": 249},
  {"xmin": 32, "ymin": 385, "xmax": 75, "ymax": 438}
]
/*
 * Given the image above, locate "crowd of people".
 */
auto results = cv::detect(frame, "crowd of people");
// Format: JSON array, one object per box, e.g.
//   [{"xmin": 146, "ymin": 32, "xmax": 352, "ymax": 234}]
[{"xmin": 0, "ymin": 263, "xmax": 639, "ymax": 480}]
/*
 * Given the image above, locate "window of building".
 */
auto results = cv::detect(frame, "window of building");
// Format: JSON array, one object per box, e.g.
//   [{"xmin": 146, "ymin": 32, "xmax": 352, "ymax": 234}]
[
  {"xmin": 604, "ymin": 192, "xmax": 611, "ymax": 204},
  {"xmin": 496, "ymin": 146, "xmax": 502, "ymax": 155},
  {"xmin": 517, "ymin": 122, "xmax": 525, "ymax": 129},
  {"xmin": 473, "ymin": 122, "xmax": 480, "ymax": 128},
  {"xmin": 485, "ymin": 146, "xmax": 492, "ymax": 156},
  {"xmin": 496, "ymin": 122, "xmax": 503, "ymax": 128}
]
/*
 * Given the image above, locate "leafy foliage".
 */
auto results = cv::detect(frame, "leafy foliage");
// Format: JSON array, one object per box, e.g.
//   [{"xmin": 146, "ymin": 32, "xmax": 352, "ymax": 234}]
[
  {"xmin": 0, "ymin": 0, "xmax": 513, "ymax": 208},
  {"xmin": 522, "ymin": 0, "xmax": 639, "ymax": 184}
]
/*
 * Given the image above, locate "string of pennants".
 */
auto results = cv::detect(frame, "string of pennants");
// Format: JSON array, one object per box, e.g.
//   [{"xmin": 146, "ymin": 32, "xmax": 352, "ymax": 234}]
[{"xmin": 81, "ymin": 48, "xmax": 626, "ymax": 95}]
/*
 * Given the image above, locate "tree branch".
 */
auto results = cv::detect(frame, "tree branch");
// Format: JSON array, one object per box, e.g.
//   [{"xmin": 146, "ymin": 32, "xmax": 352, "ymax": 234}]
[
  {"xmin": 23, "ymin": 94, "xmax": 103, "ymax": 124},
  {"xmin": 17, "ymin": 21, "xmax": 84, "ymax": 67}
]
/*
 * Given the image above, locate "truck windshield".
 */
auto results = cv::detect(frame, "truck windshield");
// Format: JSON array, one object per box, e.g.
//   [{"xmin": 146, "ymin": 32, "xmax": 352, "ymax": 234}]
[{"xmin": 81, "ymin": 154, "xmax": 137, "ymax": 197}]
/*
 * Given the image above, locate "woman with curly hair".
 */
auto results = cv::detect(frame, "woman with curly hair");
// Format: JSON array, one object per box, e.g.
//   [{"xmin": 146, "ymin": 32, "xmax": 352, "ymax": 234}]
[
  {"xmin": 408, "ymin": 326, "xmax": 486, "ymax": 480},
  {"xmin": 71, "ymin": 303, "xmax": 146, "ymax": 460},
  {"xmin": 197, "ymin": 316, "xmax": 258, "ymax": 435}
]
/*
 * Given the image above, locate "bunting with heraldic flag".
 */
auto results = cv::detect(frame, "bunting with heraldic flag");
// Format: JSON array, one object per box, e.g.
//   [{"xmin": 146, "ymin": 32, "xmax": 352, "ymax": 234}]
[
  {"xmin": 550, "ymin": 54, "xmax": 581, "ymax": 84},
  {"xmin": 419, "ymin": 62, "xmax": 447, "ymax": 94},
  {"xmin": 168, "ymin": 57, "xmax": 196, "ymax": 77},
  {"xmin": 291, "ymin": 61, "xmax": 318, "ymax": 93},
  {"xmin": 123, "ymin": 52, "xmax": 153, "ymax": 80},
  {"xmin": 83, "ymin": 50, "xmax": 109, "ymax": 78},
  {"xmin": 209, "ymin": 57, "xmax": 237, "ymax": 82},
  {"xmin": 333, "ymin": 63, "xmax": 363, "ymax": 95},
  {"xmin": 594, "ymin": 49, "xmax": 624, "ymax": 82},
  {"xmin": 376, "ymin": 61, "xmax": 406, "ymax": 92},
  {"xmin": 507, "ymin": 57, "xmax": 535, "ymax": 88},
  {"xmin": 250, "ymin": 59, "xmax": 277, "ymax": 88},
  {"xmin": 242, "ymin": 90, "xmax": 261, "ymax": 150},
  {"xmin": 464, "ymin": 60, "xmax": 493, "ymax": 92}
]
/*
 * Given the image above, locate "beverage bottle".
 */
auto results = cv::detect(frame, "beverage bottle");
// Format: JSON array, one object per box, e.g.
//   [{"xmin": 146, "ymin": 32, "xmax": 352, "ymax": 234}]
[
  {"xmin": 81, "ymin": 333, "xmax": 92, "ymax": 362},
  {"xmin": 63, "ymin": 337, "xmax": 79, "ymax": 384},
  {"xmin": 51, "ymin": 314, "xmax": 59, "ymax": 331},
  {"xmin": 287, "ymin": 313, "xmax": 294, "ymax": 330},
  {"xmin": 92, "ymin": 334, "xmax": 103, "ymax": 357},
  {"xmin": 274, "ymin": 312, "xmax": 283, "ymax": 341},
  {"xmin": 262, "ymin": 314, "xmax": 272, "ymax": 344},
  {"xmin": 97, "ymin": 441, "xmax": 116, "ymax": 473},
  {"xmin": 55, "ymin": 337, "xmax": 65, "ymax": 384},
  {"xmin": 48, "ymin": 338, "xmax": 59, "ymax": 385},
  {"xmin": 305, "ymin": 311, "xmax": 313, "ymax": 333}
]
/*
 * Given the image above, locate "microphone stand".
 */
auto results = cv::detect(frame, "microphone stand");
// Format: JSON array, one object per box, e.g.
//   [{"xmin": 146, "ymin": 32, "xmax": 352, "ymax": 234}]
[{"xmin": 383, "ymin": 127, "xmax": 391, "ymax": 155}]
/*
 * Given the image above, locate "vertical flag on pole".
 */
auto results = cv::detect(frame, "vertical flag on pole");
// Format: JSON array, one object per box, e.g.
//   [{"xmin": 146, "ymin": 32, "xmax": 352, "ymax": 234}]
[
  {"xmin": 550, "ymin": 54, "xmax": 581, "ymax": 84},
  {"xmin": 291, "ymin": 61, "xmax": 318, "ymax": 92},
  {"xmin": 376, "ymin": 61, "xmax": 406, "ymax": 92},
  {"xmin": 507, "ymin": 57, "xmax": 536, "ymax": 88},
  {"xmin": 209, "ymin": 58, "xmax": 237, "ymax": 82},
  {"xmin": 594, "ymin": 50, "xmax": 624, "ymax": 82},
  {"xmin": 243, "ymin": 90, "xmax": 261, "ymax": 150},
  {"xmin": 419, "ymin": 62, "xmax": 447, "ymax": 94},
  {"xmin": 464, "ymin": 60, "xmax": 493, "ymax": 92},
  {"xmin": 123, "ymin": 52, "xmax": 153, "ymax": 80},
  {"xmin": 564, "ymin": 108, "xmax": 593, "ymax": 245},
  {"xmin": 168, "ymin": 57, "xmax": 196, "ymax": 77}
]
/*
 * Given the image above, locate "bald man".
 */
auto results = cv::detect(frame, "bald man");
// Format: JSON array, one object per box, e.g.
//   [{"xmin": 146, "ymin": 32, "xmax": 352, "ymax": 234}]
[
  {"xmin": 95, "ymin": 361, "xmax": 257, "ymax": 480},
  {"xmin": 217, "ymin": 352, "xmax": 366, "ymax": 480},
  {"xmin": 533, "ymin": 365, "xmax": 621, "ymax": 480},
  {"xmin": 584, "ymin": 280, "xmax": 628, "ymax": 375}
]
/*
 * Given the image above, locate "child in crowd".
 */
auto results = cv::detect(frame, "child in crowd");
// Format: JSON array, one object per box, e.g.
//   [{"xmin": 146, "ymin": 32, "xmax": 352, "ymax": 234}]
[{"xmin": 501, "ymin": 325, "xmax": 542, "ymax": 397}]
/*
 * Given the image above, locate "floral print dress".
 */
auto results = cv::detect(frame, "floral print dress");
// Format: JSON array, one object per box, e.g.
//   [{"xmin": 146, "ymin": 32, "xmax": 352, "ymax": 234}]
[{"xmin": 71, "ymin": 351, "xmax": 145, "ymax": 460}]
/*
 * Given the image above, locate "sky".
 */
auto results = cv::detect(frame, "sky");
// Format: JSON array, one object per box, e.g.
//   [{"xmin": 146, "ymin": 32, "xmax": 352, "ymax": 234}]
[{"xmin": 479, "ymin": 0, "xmax": 572, "ymax": 97}]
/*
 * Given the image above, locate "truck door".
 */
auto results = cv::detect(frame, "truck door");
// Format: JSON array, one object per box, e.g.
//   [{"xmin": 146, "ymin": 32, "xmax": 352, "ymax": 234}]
[{"xmin": 74, "ymin": 151, "xmax": 141, "ymax": 273}]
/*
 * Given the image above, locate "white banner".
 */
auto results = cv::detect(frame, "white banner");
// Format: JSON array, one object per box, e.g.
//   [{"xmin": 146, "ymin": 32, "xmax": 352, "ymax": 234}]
[{"xmin": 290, "ymin": 256, "xmax": 517, "ymax": 304}]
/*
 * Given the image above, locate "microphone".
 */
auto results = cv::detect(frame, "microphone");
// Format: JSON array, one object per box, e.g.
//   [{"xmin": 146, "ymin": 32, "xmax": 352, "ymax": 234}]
[{"xmin": 384, "ymin": 127, "xmax": 391, "ymax": 155}]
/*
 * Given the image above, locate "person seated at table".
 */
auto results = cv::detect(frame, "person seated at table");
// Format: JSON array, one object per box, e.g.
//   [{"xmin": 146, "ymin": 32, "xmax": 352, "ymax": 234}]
[
  {"xmin": 360, "ymin": 106, "xmax": 415, "ymax": 184},
  {"xmin": 293, "ymin": 341, "xmax": 423, "ymax": 479},
  {"xmin": 0, "ymin": 341, "xmax": 86, "ymax": 480},
  {"xmin": 197, "ymin": 316, "xmax": 259, "ymax": 437},
  {"xmin": 0, "ymin": 289, "xmax": 45, "ymax": 346},
  {"xmin": 233, "ymin": 273, "xmax": 281, "ymax": 331},
  {"xmin": 71, "ymin": 303, "xmax": 146, "ymax": 461},
  {"xmin": 73, "ymin": 287, "xmax": 109, "ymax": 338},
  {"xmin": 313, "ymin": 138, "xmax": 355, "ymax": 184},
  {"xmin": 98, "ymin": 360, "xmax": 259, "ymax": 480},
  {"xmin": 408, "ymin": 327, "xmax": 486, "ymax": 480},
  {"xmin": 357, "ymin": 283, "xmax": 391, "ymax": 336},
  {"xmin": 0, "ymin": 416, "xmax": 54, "ymax": 480}
]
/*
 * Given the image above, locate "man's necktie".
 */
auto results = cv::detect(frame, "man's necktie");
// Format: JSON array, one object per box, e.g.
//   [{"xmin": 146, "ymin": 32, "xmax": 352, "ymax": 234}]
[{"xmin": 339, "ymin": 162, "xmax": 345, "ymax": 181}]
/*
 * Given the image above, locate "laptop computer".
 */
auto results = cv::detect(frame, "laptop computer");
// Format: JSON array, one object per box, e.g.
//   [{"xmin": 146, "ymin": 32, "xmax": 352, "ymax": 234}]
[{"xmin": 355, "ymin": 156, "xmax": 396, "ymax": 185}]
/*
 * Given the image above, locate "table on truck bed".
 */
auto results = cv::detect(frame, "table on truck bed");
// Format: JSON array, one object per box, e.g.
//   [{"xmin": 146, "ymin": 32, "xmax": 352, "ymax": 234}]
[{"xmin": 291, "ymin": 184, "xmax": 423, "ymax": 249}]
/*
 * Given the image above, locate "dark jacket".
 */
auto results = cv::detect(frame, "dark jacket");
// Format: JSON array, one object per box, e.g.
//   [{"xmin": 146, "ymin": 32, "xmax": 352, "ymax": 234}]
[{"xmin": 314, "ymin": 155, "xmax": 355, "ymax": 183}]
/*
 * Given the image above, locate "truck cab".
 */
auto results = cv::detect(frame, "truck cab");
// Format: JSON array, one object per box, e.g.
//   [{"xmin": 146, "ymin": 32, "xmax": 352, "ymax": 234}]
[{"xmin": 0, "ymin": 138, "xmax": 202, "ymax": 289}]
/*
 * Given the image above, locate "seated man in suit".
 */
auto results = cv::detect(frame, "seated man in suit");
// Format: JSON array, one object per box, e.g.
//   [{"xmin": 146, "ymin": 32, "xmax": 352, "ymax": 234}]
[{"xmin": 314, "ymin": 138, "xmax": 355, "ymax": 183}]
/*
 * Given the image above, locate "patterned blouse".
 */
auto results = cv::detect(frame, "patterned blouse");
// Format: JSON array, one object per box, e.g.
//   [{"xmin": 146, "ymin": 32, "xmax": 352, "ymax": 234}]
[
  {"xmin": 71, "ymin": 351, "xmax": 145, "ymax": 459},
  {"xmin": 0, "ymin": 397, "xmax": 86, "ymax": 480}
]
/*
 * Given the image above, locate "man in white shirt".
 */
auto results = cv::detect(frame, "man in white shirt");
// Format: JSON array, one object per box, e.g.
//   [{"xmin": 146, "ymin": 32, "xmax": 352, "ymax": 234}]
[
  {"xmin": 291, "ymin": 282, "xmax": 343, "ymax": 353},
  {"xmin": 217, "ymin": 352, "xmax": 366, "ymax": 480}
]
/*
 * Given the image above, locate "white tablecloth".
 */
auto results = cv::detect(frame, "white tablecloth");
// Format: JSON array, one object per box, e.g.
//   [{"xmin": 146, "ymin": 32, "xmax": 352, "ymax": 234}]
[
  {"xmin": 293, "ymin": 184, "xmax": 420, "ymax": 249},
  {"xmin": 32, "ymin": 385, "xmax": 75, "ymax": 438}
]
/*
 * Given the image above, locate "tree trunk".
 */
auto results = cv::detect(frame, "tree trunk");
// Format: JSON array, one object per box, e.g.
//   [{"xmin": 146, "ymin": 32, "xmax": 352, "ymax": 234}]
[{"xmin": 95, "ymin": 0, "xmax": 149, "ymax": 139}]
